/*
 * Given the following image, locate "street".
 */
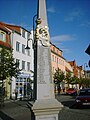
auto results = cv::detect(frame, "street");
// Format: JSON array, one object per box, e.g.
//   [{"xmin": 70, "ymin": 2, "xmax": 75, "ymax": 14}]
[{"xmin": 0, "ymin": 94, "xmax": 90, "ymax": 120}]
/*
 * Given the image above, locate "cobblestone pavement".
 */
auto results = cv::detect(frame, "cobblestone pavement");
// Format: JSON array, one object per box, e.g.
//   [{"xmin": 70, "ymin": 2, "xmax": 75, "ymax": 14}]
[{"xmin": 0, "ymin": 95, "xmax": 90, "ymax": 120}]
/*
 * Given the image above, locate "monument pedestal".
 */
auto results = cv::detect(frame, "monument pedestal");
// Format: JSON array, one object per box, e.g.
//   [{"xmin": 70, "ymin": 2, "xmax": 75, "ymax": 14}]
[{"xmin": 32, "ymin": 99, "xmax": 63, "ymax": 120}]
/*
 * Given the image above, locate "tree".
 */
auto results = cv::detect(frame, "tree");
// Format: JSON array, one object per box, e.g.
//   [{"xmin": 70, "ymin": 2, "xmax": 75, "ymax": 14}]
[
  {"xmin": 65, "ymin": 71, "xmax": 72, "ymax": 87},
  {"xmin": 78, "ymin": 78, "xmax": 90, "ymax": 88},
  {"xmin": 53, "ymin": 68, "xmax": 65, "ymax": 94},
  {"xmin": 65, "ymin": 72, "xmax": 79, "ymax": 88},
  {"xmin": 0, "ymin": 46, "xmax": 20, "ymax": 105}
]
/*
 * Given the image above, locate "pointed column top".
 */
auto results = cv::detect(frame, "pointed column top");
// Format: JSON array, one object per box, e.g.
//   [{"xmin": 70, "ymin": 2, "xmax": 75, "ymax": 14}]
[{"xmin": 37, "ymin": 0, "xmax": 48, "ymax": 26}]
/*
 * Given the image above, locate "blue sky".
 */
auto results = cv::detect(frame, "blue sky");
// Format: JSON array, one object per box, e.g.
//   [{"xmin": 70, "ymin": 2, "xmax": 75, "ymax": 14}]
[{"xmin": 0, "ymin": 0, "xmax": 90, "ymax": 69}]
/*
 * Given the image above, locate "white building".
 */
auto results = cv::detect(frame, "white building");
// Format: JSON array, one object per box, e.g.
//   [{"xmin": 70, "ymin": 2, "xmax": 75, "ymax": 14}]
[{"xmin": 1, "ymin": 23, "xmax": 34, "ymax": 99}]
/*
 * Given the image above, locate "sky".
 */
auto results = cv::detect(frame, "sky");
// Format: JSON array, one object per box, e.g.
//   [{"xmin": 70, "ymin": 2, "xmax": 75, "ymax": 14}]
[{"xmin": 0, "ymin": 0, "xmax": 90, "ymax": 70}]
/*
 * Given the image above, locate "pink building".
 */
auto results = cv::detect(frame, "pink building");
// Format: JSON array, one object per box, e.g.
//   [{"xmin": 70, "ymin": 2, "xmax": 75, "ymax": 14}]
[{"xmin": 50, "ymin": 43, "xmax": 65, "ymax": 74}]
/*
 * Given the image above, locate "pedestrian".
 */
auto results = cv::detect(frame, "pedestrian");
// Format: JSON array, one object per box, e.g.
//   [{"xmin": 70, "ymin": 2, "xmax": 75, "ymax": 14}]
[{"xmin": 15, "ymin": 89, "xmax": 18, "ymax": 100}]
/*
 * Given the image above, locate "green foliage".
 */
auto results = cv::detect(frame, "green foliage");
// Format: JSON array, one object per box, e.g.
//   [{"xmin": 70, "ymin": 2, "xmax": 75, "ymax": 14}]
[
  {"xmin": 78, "ymin": 78, "xmax": 90, "ymax": 88},
  {"xmin": 65, "ymin": 72, "xmax": 72, "ymax": 84},
  {"xmin": 65, "ymin": 71, "xmax": 79, "ymax": 87},
  {"xmin": 53, "ymin": 68, "xmax": 65, "ymax": 84},
  {"xmin": 0, "ymin": 46, "xmax": 20, "ymax": 81},
  {"xmin": 71, "ymin": 76, "xmax": 79, "ymax": 85}
]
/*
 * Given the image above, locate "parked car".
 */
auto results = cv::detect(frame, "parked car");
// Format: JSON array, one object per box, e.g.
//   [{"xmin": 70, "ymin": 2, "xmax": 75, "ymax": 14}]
[
  {"xmin": 66, "ymin": 88, "xmax": 77, "ymax": 95},
  {"xmin": 75, "ymin": 88, "xmax": 90, "ymax": 108}
]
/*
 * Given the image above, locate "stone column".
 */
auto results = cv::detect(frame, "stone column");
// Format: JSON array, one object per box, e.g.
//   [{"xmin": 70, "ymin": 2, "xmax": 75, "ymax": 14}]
[{"xmin": 32, "ymin": 0, "xmax": 63, "ymax": 120}]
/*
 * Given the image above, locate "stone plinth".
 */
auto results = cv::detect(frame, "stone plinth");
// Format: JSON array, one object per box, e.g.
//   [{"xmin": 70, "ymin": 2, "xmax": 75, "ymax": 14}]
[{"xmin": 32, "ymin": 99, "xmax": 63, "ymax": 120}]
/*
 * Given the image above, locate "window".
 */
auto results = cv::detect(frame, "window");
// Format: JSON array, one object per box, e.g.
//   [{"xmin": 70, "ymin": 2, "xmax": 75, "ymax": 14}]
[
  {"xmin": 27, "ymin": 32, "xmax": 30, "ymax": 39},
  {"xmin": 22, "ymin": 29, "xmax": 25, "ymax": 38},
  {"xmin": 27, "ymin": 62, "xmax": 30, "ymax": 71},
  {"xmin": 0, "ymin": 31, "xmax": 6, "ymax": 42},
  {"xmin": 57, "ymin": 58, "xmax": 58, "ymax": 63},
  {"xmin": 22, "ymin": 61, "xmax": 25, "ymax": 70},
  {"xmin": 52, "ymin": 55, "xmax": 54, "ymax": 61},
  {"xmin": 53, "ymin": 67, "xmax": 54, "ymax": 73},
  {"xmin": 27, "ymin": 49, "xmax": 30, "ymax": 56},
  {"xmin": 16, "ymin": 42, "xmax": 20, "ymax": 52},
  {"xmin": 22, "ymin": 44, "xmax": 25, "ymax": 54},
  {"xmin": 59, "ymin": 59, "xmax": 60, "ymax": 64},
  {"xmin": 53, "ymin": 47, "xmax": 55, "ymax": 52},
  {"xmin": 55, "ymin": 56, "xmax": 56, "ymax": 62},
  {"xmin": 16, "ymin": 59, "xmax": 20, "ymax": 68}
]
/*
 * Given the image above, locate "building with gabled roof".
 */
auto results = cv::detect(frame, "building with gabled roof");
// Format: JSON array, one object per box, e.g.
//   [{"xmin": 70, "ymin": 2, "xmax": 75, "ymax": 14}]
[
  {"xmin": 0, "ymin": 21, "xmax": 34, "ymax": 99},
  {"xmin": 50, "ymin": 42, "xmax": 65, "ymax": 73},
  {"xmin": 68, "ymin": 60, "xmax": 78, "ymax": 77},
  {"xmin": 0, "ymin": 22, "xmax": 11, "ymax": 48}
]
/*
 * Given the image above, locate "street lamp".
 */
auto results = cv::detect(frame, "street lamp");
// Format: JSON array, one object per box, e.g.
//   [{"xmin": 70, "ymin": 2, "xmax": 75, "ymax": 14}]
[
  {"xmin": 25, "ymin": 15, "xmax": 37, "ymax": 100},
  {"xmin": 25, "ymin": 15, "xmax": 37, "ymax": 50},
  {"xmin": 25, "ymin": 39, "xmax": 31, "ymax": 50},
  {"xmin": 33, "ymin": 15, "xmax": 37, "ymax": 43},
  {"xmin": 84, "ymin": 63, "xmax": 88, "ymax": 78}
]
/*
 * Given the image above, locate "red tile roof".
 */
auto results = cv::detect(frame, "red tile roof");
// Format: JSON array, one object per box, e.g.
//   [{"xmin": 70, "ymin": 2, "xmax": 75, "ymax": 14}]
[{"xmin": 0, "ymin": 21, "xmax": 21, "ymax": 34}]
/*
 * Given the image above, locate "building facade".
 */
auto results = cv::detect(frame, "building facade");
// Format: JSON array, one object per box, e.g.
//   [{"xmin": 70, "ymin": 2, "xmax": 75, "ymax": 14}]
[
  {"xmin": 85, "ymin": 70, "xmax": 90, "ymax": 79},
  {"xmin": 0, "ymin": 22, "xmax": 11, "ymax": 99},
  {"xmin": 50, "ymin": 43, "xmax": 65, "ymax": 73},
  {"xmin": 50, "ymin": 43, "xmax": 74, "ymax": 91},
  {"xmin": 0, "ymin": 22, "xmax": 34, "ymax": 99},
  {"xmin": 0, "ymin": 21, "xmax": 86, "ymax": 99}
]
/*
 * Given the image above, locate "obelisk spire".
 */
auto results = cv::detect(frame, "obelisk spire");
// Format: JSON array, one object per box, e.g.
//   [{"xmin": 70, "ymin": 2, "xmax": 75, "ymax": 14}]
[
  {"xmin": 34, "ymin": 0, "xmax": 54, "ymax": 100},
  {"xmin": 37, "ymin": 0, "xmax": 48, "ymax": 26}
]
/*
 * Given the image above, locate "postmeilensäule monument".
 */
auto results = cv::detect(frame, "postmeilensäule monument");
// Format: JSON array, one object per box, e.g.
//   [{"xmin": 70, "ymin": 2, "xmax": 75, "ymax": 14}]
[{"xmin": 32, "ymin": 0, "xmax": 63, "ymax": 120}]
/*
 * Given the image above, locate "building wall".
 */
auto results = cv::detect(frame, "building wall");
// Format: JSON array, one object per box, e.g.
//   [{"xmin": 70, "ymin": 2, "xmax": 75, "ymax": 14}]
[
  {"xmin": 0, "ymin": 25, "xmax": 11, "ymax": 99},
  {"xmin": 50, "ymin": 43, "xmax": 65, "ymax": 74},
  {"xmin": 10, "ymin": 28, "xmax": 34, "ymax": 99},
  {"xmin": 86, "ymin": 70, "xmax": 90, "ymax": 78}
]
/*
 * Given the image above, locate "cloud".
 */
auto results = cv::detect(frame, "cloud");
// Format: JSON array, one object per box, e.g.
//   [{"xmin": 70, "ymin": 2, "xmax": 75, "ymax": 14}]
[
  {"xmin": 47, "ymin": 7, "xmax": 56, "ymax": 13},
  {"xmin": 61, "ymin": 48, "xmax": 71, "ymax": 53},
  {"xmin": 51, "ymin": 34, "xmax": 75, "ymax": 43},
  {"xmin": 64, "ymin": 9, "xmax": 83, "ymax": 22},
  {"xmin": 51, "ymin": 34, "xmax": 76, "ymax": 53},
  {"xmin": 80, "ymin": 21, "xmax": 90, "ymax": 28}
]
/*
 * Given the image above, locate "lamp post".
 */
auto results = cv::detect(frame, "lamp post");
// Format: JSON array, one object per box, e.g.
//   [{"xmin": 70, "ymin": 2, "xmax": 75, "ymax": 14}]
[
  {"xmin": 25, "ymin": 15, "xmax": 37, "ymax": 100},
  {"xmin": 25, "ymin": 38, "xmax": 31, "ymax": 50},
  {"xmin": 84, "ymin": 63, "xmax": 88, "ymax": 78}
]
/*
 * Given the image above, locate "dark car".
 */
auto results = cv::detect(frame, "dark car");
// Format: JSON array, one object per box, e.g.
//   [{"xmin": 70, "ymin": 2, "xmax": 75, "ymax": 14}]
[
  {"xmin": 75, "ymin": 88, "xmax": 90, "ymax": 108},
  {"xmin": 66, "ymin": 88, "xmax": 77, "ymax": 95}
]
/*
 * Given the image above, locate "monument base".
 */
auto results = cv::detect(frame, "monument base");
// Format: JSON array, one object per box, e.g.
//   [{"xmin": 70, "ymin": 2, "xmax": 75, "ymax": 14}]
[{"xmin": 32, "ymin": 99, "xmax": 63, "ymax": 120}]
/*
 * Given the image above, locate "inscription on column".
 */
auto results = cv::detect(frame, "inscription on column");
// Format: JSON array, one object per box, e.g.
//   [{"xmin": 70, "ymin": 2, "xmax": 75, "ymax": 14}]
[{"xmin": 37, "ymin": 42, "xmax": 51, "ymax": 84}]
